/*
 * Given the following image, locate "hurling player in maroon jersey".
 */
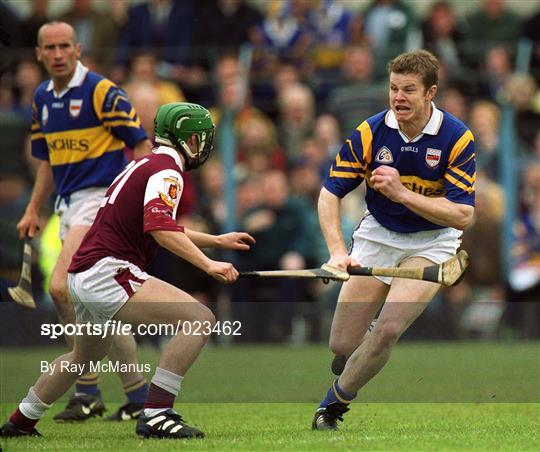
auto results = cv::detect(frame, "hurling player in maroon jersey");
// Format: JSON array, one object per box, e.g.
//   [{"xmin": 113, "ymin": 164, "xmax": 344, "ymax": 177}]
[{"xmin": 1, "ymin": 103, "xmax": 255, "ymax": 440}]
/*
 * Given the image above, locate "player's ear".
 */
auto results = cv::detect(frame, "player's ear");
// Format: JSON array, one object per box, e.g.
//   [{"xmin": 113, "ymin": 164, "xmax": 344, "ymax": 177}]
[
  {"xmin": 35, "ymin": 47, "xmax": 42, "ymax": 62},
  {"xmin": 426, "ymin": 84, "xmax": 437, "ymax": 100},
  {"xmin": 75, "ymin": 42, "xmax": 81, "ymax": 58}
]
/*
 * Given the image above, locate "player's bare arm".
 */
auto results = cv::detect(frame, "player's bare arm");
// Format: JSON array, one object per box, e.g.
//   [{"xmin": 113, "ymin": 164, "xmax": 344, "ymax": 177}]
[
  {"xmin": 318, "ymin": 187, "xmax": 359, "ymax": 270},
  {"xmin": 17, "ymin": 161, "xmax": 55, "ymax": 239},
  {"xmin": 185, "ymin": 229, "xmax": 256, "ymax": 250},
  {"xmin": 370, "ymin": 165, "xmax": 474, "ymax": 230},
  {"xmin": 132, "ymin": 138, "xmax": 153, "ymax": 159},
  {"xmin": 149, "ymin": 229, "xmax": 239, "ymax": 283}
]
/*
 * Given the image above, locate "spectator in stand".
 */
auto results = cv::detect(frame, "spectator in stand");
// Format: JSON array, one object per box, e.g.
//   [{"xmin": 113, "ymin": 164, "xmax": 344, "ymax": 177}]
[
  {"xmin": 314, "ymin": 114, "xmax": 341, "ymax": 160},
  {"xmin": 524, "ymin": 10, "xmax": 540, "ymax": 84},
  {"xmin": 505, "ymin": 74, "xmax": 540, "ymax": 152},
  {"xmin": 277, "ymin": 83, "xmax": 316, "ymax": 160},
  {"xmin": 256, "ymin": 62, "xmax": 302, "ymax": 119},
  {"xmin": 196, "ymin": 159, "xmax": 226, "ymax": 232},
  {"xmin": 234, "ymin": 169, "xmax": 319, "ymax": 341},
  {"xmin": 290, "ymin": 155, "xmax": 322, "ymax": 207},
  {"xmin": 122, "ymin": 81, "xmax": 161, "ymax": 162},
  {"xmin": 237, "ymin": 115, "xmax": 286, "ymax": 174},
  {"xmin": 122, "ymin": 51, "xmax": 186, "ymax": 106},
  {"xmin": 307, "ymin": 0, "xmax": 356, "ymax": 76},
  {"xmin": 363, "ymin": 0, "xmax": 420, "ymax": 78},
  {"xmin": 298, "ymin": 135, "xmax": 333, "ymax": 183},
  {"xmin": 0, "ymin": 81, "xmax": 15, "ymax": 115},
  {"xmin": 273, "ymin": 63, "xmax": 302, "ymax": 95},
  {"xmin": 477, "ymin": 46, "xmax": 513, "ymax": 100},
  {"xmin": 213, "ymin": 52, "xmax": 246, "ymax": 90},
  {"xmin": 462, "ymin": 0, "xmax": 522, "ymax": 70},
  {"xmin": 192, "ymin": 0, "xmax": 262, "ymax": 63},
  {"xmin": 212, "ymin": 77, "xmax": 262, "ymax": 127},
  {"xmin": 0, "ymin": 2, "xmax": 22, "ymax": 77},
  {"xmin": 507, "ymin": 162, "xmax": 540, "ymax": 337},
  {"xmin": 19, "ymin": 0, "xmax": 49, "ymax": 52},
  {"xmin": 112, "ymin": 0, "xmax": 195, "ymax": 86},
  {"xmin": 459, "ymin": 178, "xmax": 505, "ymax": 301},
  {"xmin": 325, "ymin": 45, "xmax": 386, "ymax": 138},
  {"xmin": 236, "ymin": 173, "xmax": 263, "ymax": 219},
  {"xmin": 422, "ymin": 1, "xmax": 465, "ymax": 83},
  {"xmin": 438, "ymin": 86, "xmax": 468, "ymax": 122},
  {"xmin": 13, "ymin": 60, "xmax": 43, "ymax": 122},
  {"xmin": 534, "ymin": 131, "xmax": 540, "ymax": 158},
  {"xmin": 313, "ymin": 114, "xmax": 342, "ymax": 190},
  {"xmin": 59, "ymin": 0, "xmax": 122, "ymax": 73},
  {"xmin": 251, "ymin": 0, "xmax": 313, "ymax": 76},
  {"xmin": 444, "ymin": 178, "xmax": 505, "ymax": 338},
  {"xmin": 469, "ymin": 100, "xmax": 502, "ymax": 181},
  {"xmin": 210, "ymin": 54, "xmax": 271, "ymax": 146},
  {"xmin": 240, "ymin": 170, "xmax": 318, "ymax": 272}
]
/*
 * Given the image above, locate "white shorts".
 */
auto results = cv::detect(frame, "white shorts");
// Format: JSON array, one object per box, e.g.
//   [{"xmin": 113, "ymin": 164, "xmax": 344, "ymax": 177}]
[
  {"xmin": 349, "ymin": 213, "xmax": 462, "ymax": 285},
  {"xmin": 55, "ymin": 187, "xmax": 107, "ymax": 241},
  {"xmin": 68, "ymin": 257, "xmax": 150, "ymax": 325}
]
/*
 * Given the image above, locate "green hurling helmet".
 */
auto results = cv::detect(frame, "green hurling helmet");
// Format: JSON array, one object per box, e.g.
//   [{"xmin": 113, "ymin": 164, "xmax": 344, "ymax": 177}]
[{"xmin": 154, "ymin": 102, "xmax": 215, "ymax": 170}]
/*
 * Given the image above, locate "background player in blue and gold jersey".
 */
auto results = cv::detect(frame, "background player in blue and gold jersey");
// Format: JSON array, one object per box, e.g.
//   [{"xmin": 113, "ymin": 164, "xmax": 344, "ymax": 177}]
[
  {"xmin": 313, "ymin": 50, "xmax": 476, "ymax": 430},
  {"xmin": 17, "ymin": 21, "xmax": 153, "ymax": 423}
]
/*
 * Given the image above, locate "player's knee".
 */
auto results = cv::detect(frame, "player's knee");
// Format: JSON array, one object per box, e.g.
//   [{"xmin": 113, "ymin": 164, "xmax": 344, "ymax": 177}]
[
  {"xmin": 72, "ymin": 347, "xmax": 107, "ymax": 364},
  {"xmin": 178, "ymin": 303, "xmax": 216, "ymax": 327},
  {"xmin": 197, "ymin": 305, "xmax": 216, "ymax": 327},
  {"xmin": 49, "ymin": 274, "xmax": 68, "ymax": 305},
  {"xmin": 371, "ymin": 321, "xmax": 402, "ymax": 352},
  {"xmin": 49, "ymin": 272, "xmax": 69, "ymax": 304},
  {"xmin": 329, "ymin": 337, "xmax": 350, "ymax": 357}
]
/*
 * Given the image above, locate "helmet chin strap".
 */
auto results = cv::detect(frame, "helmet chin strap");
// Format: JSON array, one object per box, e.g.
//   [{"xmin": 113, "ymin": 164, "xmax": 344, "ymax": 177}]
[
  {"xmin": 179, "ymin": 131, "xmax": 207, "ymax": 170},
  {"xmin": 178, "ymin": 139, "xmax": 201, "ymax": 170}
]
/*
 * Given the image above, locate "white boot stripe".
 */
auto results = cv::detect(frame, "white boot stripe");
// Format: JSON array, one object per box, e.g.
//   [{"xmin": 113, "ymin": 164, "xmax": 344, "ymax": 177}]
[
  {"xmin": 147, "ymin": 415, "xmax": 166, "ymax": 426},
  {"xmin": 161, "ymin": 420, "xmax": 175, "ymax": 430},
  {"xmin": 170, "ymin": 425, "xmax": 183, "ymax": 433}
]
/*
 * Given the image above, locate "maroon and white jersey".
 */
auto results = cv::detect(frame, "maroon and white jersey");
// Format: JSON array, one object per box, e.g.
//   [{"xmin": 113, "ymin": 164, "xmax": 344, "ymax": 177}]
[{"xmin": 69, "ymin": 146, "xmax": 185, "ymax": 273}]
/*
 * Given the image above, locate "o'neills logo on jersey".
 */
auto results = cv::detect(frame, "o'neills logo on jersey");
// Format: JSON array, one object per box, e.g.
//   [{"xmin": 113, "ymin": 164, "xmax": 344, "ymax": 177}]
[
  {"xmin": 425, "ymin": 148, "xmax": 442, "ymax": 168},
  {"xmin": 159, "ymin": 176, "xmax": 180, "ymax": 208},
  {"xmin": 69, "ymin": 99, "xmax": 83, "ymax": 118},
  {"xmin": 42, "ymin": 105, "xmax": 49, "ymax": 125},
  {"xmin": 375, "ymin": 146, "xmax": 394, "ymax": 164}
]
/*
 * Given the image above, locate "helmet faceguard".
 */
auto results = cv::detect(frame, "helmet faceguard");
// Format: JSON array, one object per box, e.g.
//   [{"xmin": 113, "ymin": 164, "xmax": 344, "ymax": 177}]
[{"xmin": 154, "ymin": 102, "xmax": 215, "ymax": 170}]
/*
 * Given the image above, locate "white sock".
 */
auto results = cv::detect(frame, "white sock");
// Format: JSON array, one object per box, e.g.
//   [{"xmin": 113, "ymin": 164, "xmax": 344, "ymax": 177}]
[
  {"xmin": 151, "ymin": 367, "xmax": 183, "ymax": 396},
  {"xmin": 143, "ymin": 407, "xmax": 169, "ymax": 417},
  {"xmin": 19, "ymin": 387, "xmax": 52, "ymax": 420}
]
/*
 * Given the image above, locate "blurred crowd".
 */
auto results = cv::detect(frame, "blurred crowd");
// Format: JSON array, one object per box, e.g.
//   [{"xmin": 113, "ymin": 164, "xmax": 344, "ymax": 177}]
[{"xmin": 1, "ymin": 0, "xmax": 539, "ymax": 342}]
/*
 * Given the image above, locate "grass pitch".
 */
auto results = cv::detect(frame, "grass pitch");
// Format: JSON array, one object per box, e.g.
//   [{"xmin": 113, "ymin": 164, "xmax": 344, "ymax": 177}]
[{"xmin": 1, "ymin": 342, "xmax": 539, "ymax": 450}]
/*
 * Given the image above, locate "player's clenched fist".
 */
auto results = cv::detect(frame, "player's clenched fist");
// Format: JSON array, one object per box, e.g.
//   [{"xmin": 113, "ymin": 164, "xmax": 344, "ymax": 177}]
[
  {"xmin": 207, "ymin": 261, "xmax": 239, "ymax": 283},
  {"xmin": 369, "ymin": 166, "xmax": 407, "ymax": 203}
]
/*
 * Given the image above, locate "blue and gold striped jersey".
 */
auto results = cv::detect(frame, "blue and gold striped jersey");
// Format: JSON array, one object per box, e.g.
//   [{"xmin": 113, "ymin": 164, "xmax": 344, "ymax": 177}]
[
  {"xmin": 324, "ymin": 104, "xmax": 475, "ymax": 233},
  {"xmin": 31, "ymin": 61, "xmax": 147, "ymax": 198}
]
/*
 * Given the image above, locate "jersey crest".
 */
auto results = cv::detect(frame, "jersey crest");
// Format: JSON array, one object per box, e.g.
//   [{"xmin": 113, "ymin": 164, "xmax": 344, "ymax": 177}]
[
  {"xmin": 375, "ymin": 146, "xmax": 394, "ymax": 164},
  {"xmin": 69, "ymin": 99, "xmax": 83, "ymax": 118},
  {"xmin": 425, "ymin": 148, "xmax": 442, "ymax": 168},
  {"xmin": 159, "ymin": 176, "xmax": 180, "ymax": 208}
]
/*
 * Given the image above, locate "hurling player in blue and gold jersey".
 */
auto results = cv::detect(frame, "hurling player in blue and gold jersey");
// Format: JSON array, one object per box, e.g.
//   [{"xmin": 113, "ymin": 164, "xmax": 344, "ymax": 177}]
[
  {"xmin": 17, "ymin": 22, "xmax": 153, "ymax": 423},
  {"xmin": 312, "ymin": 50, "xmax": 475, "ymax": 430}
]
